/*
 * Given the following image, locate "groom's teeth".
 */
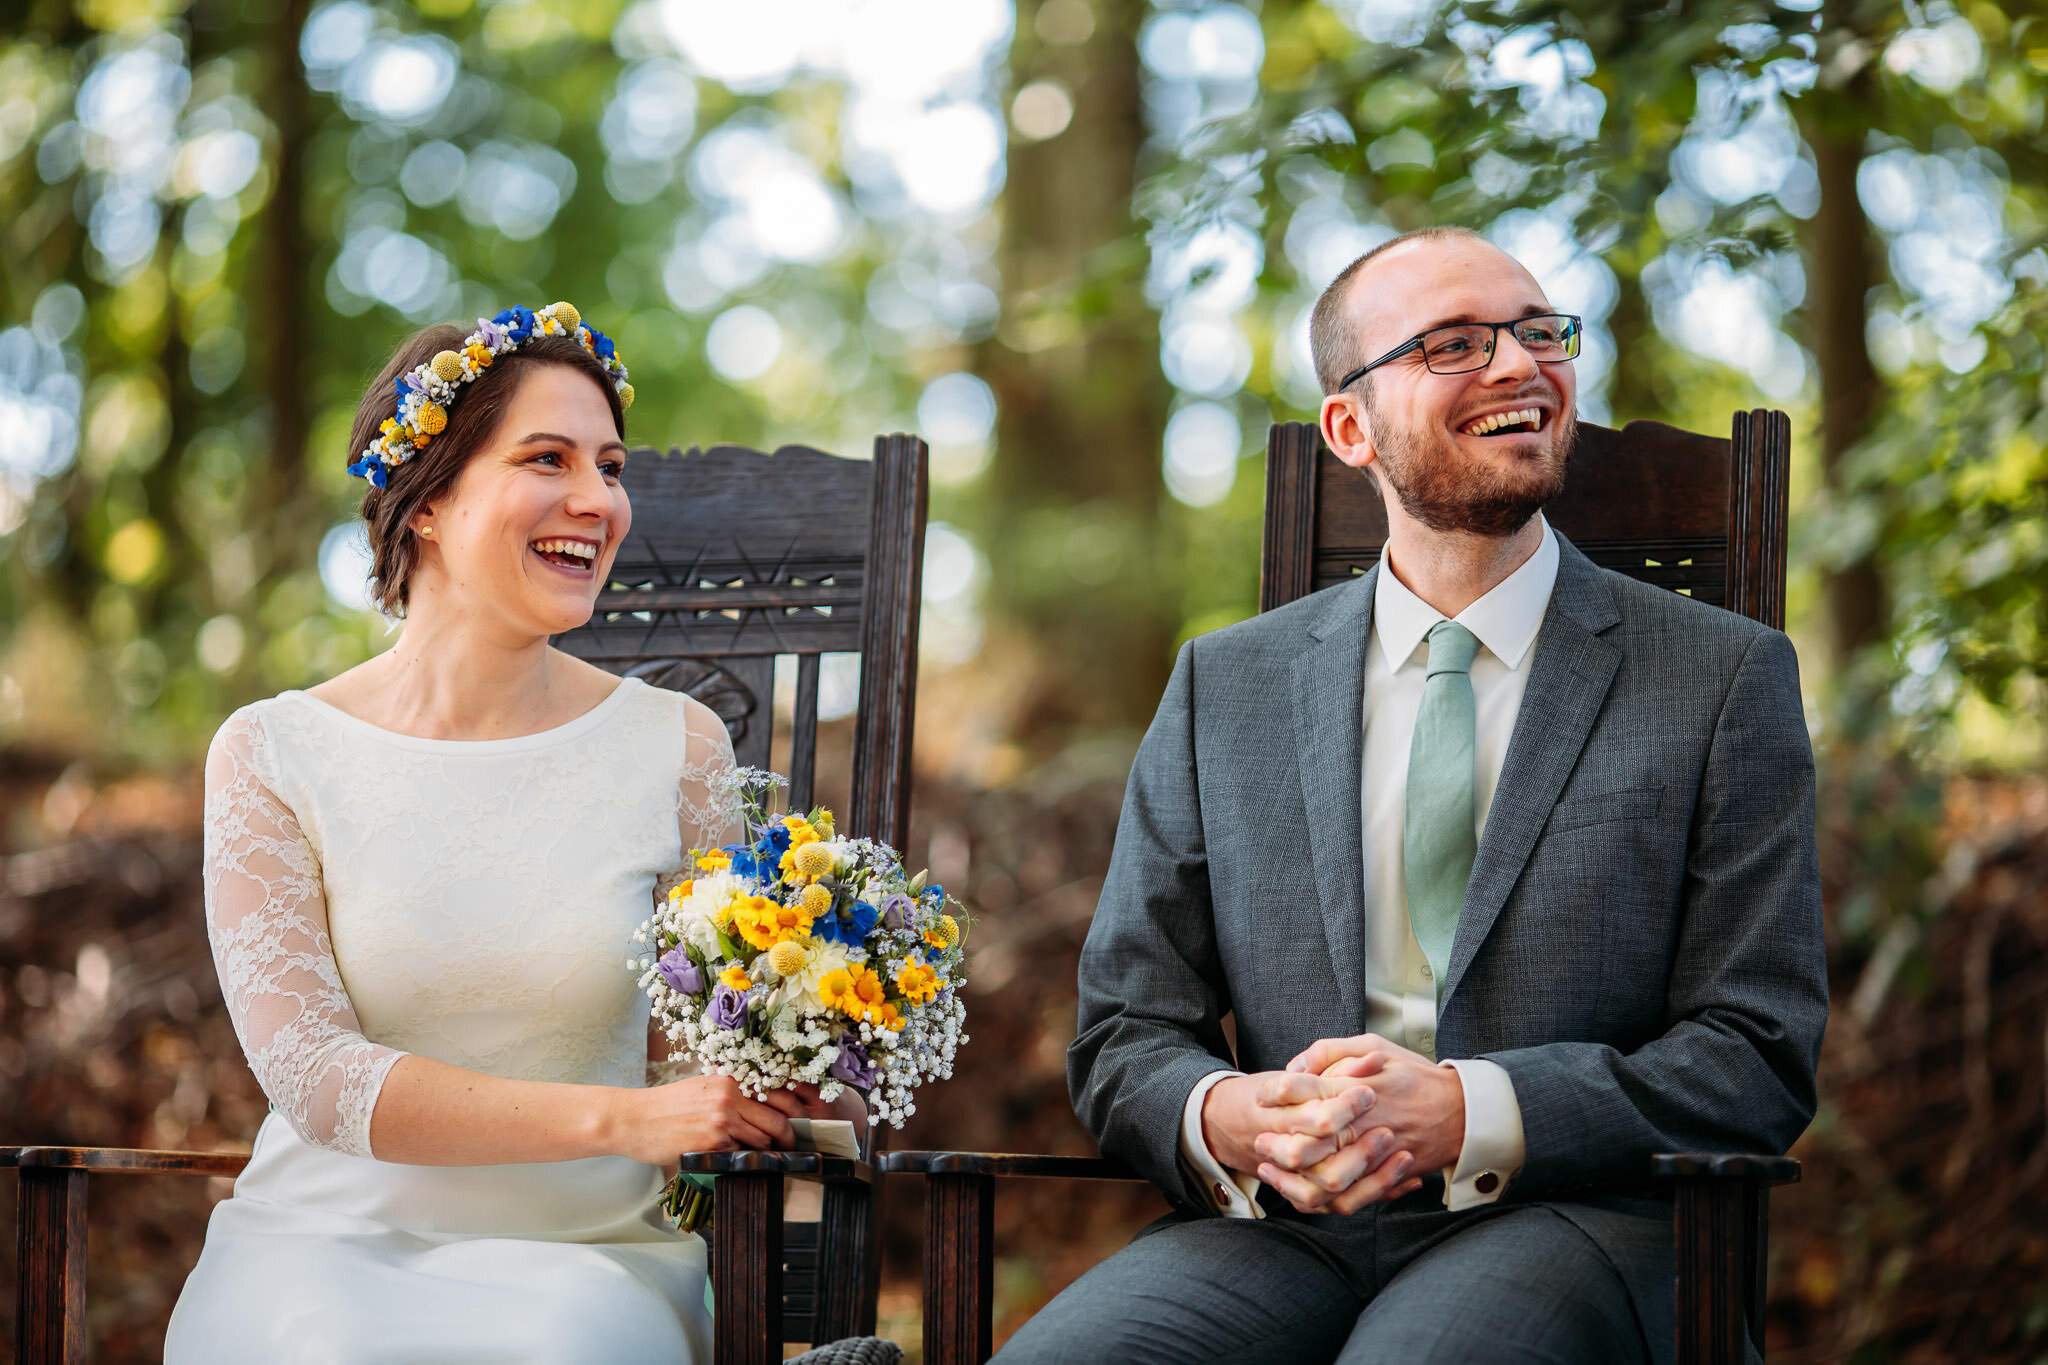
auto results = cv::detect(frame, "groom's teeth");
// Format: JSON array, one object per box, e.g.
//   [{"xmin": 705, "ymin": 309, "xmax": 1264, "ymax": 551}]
[{"xmin": 1461, "ymin": 407, "xmax": 1542, "ymax": 436}]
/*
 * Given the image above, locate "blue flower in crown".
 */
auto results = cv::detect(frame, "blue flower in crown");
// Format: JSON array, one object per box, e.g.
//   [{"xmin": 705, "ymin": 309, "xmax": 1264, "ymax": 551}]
[{"xmin": 350, "ymin": 300, "xmax": 635, "ymax": 489}]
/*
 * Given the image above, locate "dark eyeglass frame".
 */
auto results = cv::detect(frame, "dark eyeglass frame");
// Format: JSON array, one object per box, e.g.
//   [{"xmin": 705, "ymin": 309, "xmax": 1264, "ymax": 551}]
[{"xmin": 1337, "ymin": 313, "xmax": 1583, "ymax": 391}]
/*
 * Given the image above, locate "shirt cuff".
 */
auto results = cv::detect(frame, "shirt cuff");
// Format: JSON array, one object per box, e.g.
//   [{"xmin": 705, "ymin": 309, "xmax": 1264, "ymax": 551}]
[
  {"xmin": 1440, "ymin": 1057, "xmax": 1525, "ymax": 1210},
  {"xmin": 1178, "ymin": 1070, "xmax": 1265, "ymax": 1219}
]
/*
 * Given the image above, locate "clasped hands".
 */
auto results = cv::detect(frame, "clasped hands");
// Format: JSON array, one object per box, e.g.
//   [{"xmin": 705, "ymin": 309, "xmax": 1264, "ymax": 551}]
[{"xmin": 1200, "ymin": 1034, "xmax": 1465, "ymax": 1215}]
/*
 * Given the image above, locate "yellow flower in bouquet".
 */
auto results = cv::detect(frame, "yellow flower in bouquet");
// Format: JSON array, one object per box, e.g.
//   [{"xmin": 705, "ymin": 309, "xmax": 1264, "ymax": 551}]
[
  {"xmin": 733, "ymin": 894, "xmax": 815, "ymax": 949},
  {"xmin": 783, "ymin": 841, "xmax": 837, "ymax": 884},
  {"xmin": 719, "ymin": 964, "xmax": 751, "ymax": 991},
  {"xmin": 820, "ymin": 963, "xmax": 893, "ymax": 1024},
  {"xmin": 696, "ymin": 850, "xmax": 732, "ymax": 873},
  {"xmin": 895, "ymin": 956, "xmax": 941, "ymax": 1004}
]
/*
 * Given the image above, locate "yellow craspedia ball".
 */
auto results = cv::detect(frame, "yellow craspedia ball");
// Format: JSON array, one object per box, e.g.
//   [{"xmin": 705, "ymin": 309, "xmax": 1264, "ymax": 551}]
[
  {"xmin": 415, "ymin": 402, "xmax": 447, "ymax": 436},
  {"xmin": 798, "ymin": 883, "xmax": 835, "ymax": 917},
  {"xmin": 429, "ymin": 350, "xmax": 465, "ymax": 384},
  {"xmin": 616, "ymin": 382, "xmax": 634, "ymax": 410},
  {"xmin": 792, "ymin": 842, "xmax": 836, "ymax": 881},
  {"xmin": 551, "ymin": 302, "xmax": 581, "ymax": 329},
  {"xmin": 767, "ymin": 940, "xmax": 807, "ymax": 976},
  {"xmin": 937, "ymin": 914, "xmax": 960, "ymax": 947}
]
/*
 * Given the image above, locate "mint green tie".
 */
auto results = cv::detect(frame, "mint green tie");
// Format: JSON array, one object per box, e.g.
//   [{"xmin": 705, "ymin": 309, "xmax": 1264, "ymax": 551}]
[{"xmin": 1404, "ymin": 620, "xmax": 1479, "ymax": 999}]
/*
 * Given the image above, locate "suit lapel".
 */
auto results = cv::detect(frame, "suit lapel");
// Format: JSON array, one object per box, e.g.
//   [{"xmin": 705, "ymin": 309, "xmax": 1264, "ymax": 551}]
[
  {"xmin": 1291, "ymin": 571, "xmax": 1376, "ymax": 1024},
  {"xmin": 1441, "ymin": 540, "xmax": 1623, "ymax": 1009}
]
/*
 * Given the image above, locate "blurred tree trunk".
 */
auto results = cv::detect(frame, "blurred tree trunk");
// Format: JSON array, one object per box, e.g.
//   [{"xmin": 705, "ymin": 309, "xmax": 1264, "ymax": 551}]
[
  {"xmin": 251, "ymin": 0, "xmax": 318, "ymax": 577},
  {"xmin": 978, "ymin": 0, "xmax": 1174, "ymax": 751},
  {"xmin": 1802, "ymin": 1, "xmax": 1889, "ymax": 667}
]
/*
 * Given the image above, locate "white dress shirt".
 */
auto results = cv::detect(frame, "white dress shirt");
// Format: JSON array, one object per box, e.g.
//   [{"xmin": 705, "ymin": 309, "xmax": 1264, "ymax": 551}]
[{"xmin": 1179, "ymin": 517, "xmax": 1560, "ymax": 1217}]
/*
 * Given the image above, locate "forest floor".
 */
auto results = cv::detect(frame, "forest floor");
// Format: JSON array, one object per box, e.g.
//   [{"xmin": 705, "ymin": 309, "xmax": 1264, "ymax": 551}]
[{"xmin": 2, "ymin": 743, "xmax": 2043, "ymax": 1361}]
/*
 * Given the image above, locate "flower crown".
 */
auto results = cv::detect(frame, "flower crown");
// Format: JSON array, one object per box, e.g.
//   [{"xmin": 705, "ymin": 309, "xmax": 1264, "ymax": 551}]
[{"xmin": 349, "ymin": 301, "xmax": 634, "ymax": 490}]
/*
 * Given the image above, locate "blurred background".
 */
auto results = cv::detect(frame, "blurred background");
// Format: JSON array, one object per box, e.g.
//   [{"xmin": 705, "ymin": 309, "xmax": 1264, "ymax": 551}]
[{"xmin": 2, "ymin": 0, "xmax": 2046, "ymax": 1358}]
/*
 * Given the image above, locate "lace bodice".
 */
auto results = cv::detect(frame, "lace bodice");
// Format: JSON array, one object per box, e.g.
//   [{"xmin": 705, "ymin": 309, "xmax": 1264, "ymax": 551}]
[{"xmin": 201, "ymin": 677, "xmax": 739, "ymax": 1159}]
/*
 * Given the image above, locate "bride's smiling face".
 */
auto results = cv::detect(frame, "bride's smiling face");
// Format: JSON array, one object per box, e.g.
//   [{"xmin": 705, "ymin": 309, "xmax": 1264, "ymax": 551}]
[{"xmin": 410, "ymin": 363, "xmax": 631, "ymax": 637}]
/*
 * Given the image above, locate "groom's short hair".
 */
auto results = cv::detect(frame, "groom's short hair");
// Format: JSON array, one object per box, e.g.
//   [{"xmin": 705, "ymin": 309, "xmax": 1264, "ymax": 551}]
[{"xmin": 1309, "ymin": 224, "xmax": 1486, "ymax": 397}]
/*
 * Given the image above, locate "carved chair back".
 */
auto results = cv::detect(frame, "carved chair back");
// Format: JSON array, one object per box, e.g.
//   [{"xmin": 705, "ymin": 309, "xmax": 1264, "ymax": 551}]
[
  {"xmin": 1259, "ymin": 411, "xmax": 1790, "ymax": 628},
  {"xmin": 556, "ymin": 433, "xmax": 929, "ymax": 1347}
]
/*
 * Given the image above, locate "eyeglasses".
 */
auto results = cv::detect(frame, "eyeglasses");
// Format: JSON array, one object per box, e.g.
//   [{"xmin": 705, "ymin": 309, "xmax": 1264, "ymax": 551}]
[{"xmin": 1338, "ymin": 313, "xmax": 1582, "ymax": 390}]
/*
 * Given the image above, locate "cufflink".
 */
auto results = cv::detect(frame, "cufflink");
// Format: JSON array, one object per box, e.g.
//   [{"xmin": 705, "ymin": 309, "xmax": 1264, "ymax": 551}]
[{"xmin": 1474, "ymin": 1171, "xmax": 1499, "ymax": 1195}]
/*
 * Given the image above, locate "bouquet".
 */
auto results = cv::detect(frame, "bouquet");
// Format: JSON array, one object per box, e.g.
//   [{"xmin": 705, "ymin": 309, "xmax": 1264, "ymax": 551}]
[{"xmin": 633, "ymin": 768, "xmax": 969, "ymax": 1147}]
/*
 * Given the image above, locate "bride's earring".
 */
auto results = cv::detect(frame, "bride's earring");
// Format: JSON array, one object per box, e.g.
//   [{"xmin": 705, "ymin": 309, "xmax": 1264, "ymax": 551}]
[{"xmin": 420, "ymin": 525, "xmax": 434, "ymax": 538}]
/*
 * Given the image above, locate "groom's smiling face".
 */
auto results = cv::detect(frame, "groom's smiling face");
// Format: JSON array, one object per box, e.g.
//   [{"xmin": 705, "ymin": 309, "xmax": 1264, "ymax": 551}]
[{"xmin": 1323, "ymin": 237, "xmax": 1579, "ymax": 537}]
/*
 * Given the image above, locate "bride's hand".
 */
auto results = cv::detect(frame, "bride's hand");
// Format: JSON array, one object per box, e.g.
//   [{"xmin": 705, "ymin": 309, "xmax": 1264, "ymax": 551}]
[{"xmin": 609, "ymin": 1075, "xmax": 806, "ymax": 1164}]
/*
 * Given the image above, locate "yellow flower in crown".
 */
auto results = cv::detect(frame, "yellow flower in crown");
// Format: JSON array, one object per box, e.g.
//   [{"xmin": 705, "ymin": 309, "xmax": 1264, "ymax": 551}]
[
  {"xmin": 894, "ymin": 956, "xmax": 941, "ymax": 1004},
  {"xmin": 718, "ymin": 963, "xmax": 751, "ymax": 991},
  {"xmin": 733, "ymin": 894, "xmax": 815, "ymax": 950}
]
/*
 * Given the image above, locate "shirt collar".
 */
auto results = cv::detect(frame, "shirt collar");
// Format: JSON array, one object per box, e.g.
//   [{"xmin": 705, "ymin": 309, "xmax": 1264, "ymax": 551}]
[{"xmin": 1373, "ymin": 514, "xmax": 1559, "ymax": 672}]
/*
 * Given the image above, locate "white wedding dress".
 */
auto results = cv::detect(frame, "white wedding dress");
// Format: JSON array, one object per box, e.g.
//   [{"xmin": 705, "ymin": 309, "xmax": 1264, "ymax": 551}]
[{"xmin": 165, "ymin": 675, "xmax": 738, "ymax": 1364}]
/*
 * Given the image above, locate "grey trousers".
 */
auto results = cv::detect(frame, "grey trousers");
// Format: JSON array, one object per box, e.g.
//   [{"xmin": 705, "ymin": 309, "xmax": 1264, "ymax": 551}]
[{"xmin": 990, "ymin": 1202, "xmax": 1651, "ymax": 1365}]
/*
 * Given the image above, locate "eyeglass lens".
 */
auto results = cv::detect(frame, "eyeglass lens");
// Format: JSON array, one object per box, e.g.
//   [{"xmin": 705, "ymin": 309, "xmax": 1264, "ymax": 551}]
[{"xmin": 1422, "ymin": 317, "xmax": 1580, "ymax": 374}]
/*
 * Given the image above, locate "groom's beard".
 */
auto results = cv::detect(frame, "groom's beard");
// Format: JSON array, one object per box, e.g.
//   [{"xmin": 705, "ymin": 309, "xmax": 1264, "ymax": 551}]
[{"xmin": 1368, "ymin": 403, "xmax": 1576, "ymax": 538}]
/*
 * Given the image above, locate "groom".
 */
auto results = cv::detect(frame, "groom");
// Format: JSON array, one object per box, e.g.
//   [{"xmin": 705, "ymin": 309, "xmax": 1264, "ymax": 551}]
[{"xmin": 993, "ymin": 227, "xmax": 1828, "ymax": 1364}]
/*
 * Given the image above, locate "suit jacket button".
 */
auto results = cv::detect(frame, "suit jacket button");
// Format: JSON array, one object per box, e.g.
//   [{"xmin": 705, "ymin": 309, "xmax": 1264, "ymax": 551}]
[{"xmin": 1475, "ymin": 1172, "xmax": 1499, "ymax": 1194}]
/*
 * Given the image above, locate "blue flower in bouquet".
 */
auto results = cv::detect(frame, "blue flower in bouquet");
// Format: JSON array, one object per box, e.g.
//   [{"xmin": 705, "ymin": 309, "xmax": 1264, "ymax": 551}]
[
  {"xmin": 705, "ymin": 982, "xmax": 750, "ymax": 1031},
  {"xmin": 828, "ymin": 1032, "xmax": 879, "ymax": 1089},
  {"xmin": 877, "ymin": 892, "xmax": 915, "ymax": 931},
  {"xmin": 814, "ymin": 897, "xmax": 878, "ymax": 948},
  {"xmin": 655, "ymin": 947, "xmax": 702, "ymax": 995}
]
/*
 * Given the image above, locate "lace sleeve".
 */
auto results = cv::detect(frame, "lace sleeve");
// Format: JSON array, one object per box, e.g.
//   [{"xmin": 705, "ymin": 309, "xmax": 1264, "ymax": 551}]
[
  {"xmin": 203, "ymin": 711, "xmax": 405, "ymax": 1158},
  {"xmin": 669, "ymin": 696, "xmax": 743, "ymax": 879}
]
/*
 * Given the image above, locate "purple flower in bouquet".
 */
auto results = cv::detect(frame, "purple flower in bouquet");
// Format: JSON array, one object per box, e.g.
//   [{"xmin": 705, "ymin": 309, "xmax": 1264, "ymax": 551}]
[
  {"xmin": 705, "ymin": 983, "xmax": 750, "ymax": 1031},
  {"xmin": 828, "ymin": 1033, "xmax": 879, "ymax": 1090},
  {"xmin": 878, "ymin": 892, "xmax": 916, "ymax": 931},
  {"xmin": 655, "ymin": 947, "xmax": 702, "ymax": 996}
]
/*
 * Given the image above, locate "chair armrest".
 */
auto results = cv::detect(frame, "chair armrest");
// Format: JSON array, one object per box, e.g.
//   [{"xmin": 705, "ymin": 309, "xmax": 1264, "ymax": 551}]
[
  {"xmin": 675, "ymin": 1149, "xmax": 872, "ymax": 1185},
  {"xmin": 878, "ymin": 1151, "xmax": 1140, "ymax": 1181},
  {"xmin": 1649, "ymin": 1152, "xmax": 1800, "ymax": 1185},
  {"xmin": 1651, "ymin": 1153, "xmax": 1798, "ymax": 1365},
  {"xmin": 0, "ymin": 1146, "xmax": 250, "ymax": 1177}
]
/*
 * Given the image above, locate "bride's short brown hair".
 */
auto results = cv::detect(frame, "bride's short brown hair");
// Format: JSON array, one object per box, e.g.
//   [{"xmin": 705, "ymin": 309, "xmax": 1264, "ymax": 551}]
[{"xmin": 346, "ymin": 325, "xmax": 626, "ymax": 616}]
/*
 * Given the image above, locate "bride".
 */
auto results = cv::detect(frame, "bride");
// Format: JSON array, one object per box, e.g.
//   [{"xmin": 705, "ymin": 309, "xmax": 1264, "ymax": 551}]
[{"xmin": 166, "ymin": 303, "xmax": 850, "ymax": 1362}]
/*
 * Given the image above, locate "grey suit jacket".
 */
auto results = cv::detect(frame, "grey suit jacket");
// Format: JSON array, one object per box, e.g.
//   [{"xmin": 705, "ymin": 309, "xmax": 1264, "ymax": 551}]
[{"xmin": 1068, "ymin": 536, "xmax": 1827, "ymax": 1348}]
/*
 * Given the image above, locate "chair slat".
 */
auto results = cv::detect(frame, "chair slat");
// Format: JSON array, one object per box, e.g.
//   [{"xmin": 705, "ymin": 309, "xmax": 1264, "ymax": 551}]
[{"xmin": 790, "ymin": 653, "xmax": 821, "ymax": 815}]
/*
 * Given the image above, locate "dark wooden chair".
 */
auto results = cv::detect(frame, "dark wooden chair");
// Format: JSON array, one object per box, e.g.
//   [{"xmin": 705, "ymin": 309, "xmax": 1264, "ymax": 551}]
[
  {"xmin": 2, "ymin": 434, "xmax": 930, "ymax": 1365},
  {"xmin": 885, "ymin": 412, "xmax": 1801, "ymax": 1365}
]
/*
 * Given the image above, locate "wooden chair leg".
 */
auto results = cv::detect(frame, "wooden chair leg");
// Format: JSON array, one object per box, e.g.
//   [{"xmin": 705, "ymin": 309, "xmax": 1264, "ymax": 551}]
[
  {"xmin": 711, "ymin": 1170, "xmax": 784, "ymax": 1365},
  {"xmin": 1673, "ymin": 1176, "xmax": 1762, "ymax": 1365},
  {"xmin": 811, "ymin": 1174, "xmax": 877, "ymax": 1343},
  {"xmin": 922, "ymin": 1171, "xmax": 994, "ymax": 1365},
  {"xmin": 16, "ymin": 1165, "xmax": 88, "ymax": 1365}
]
